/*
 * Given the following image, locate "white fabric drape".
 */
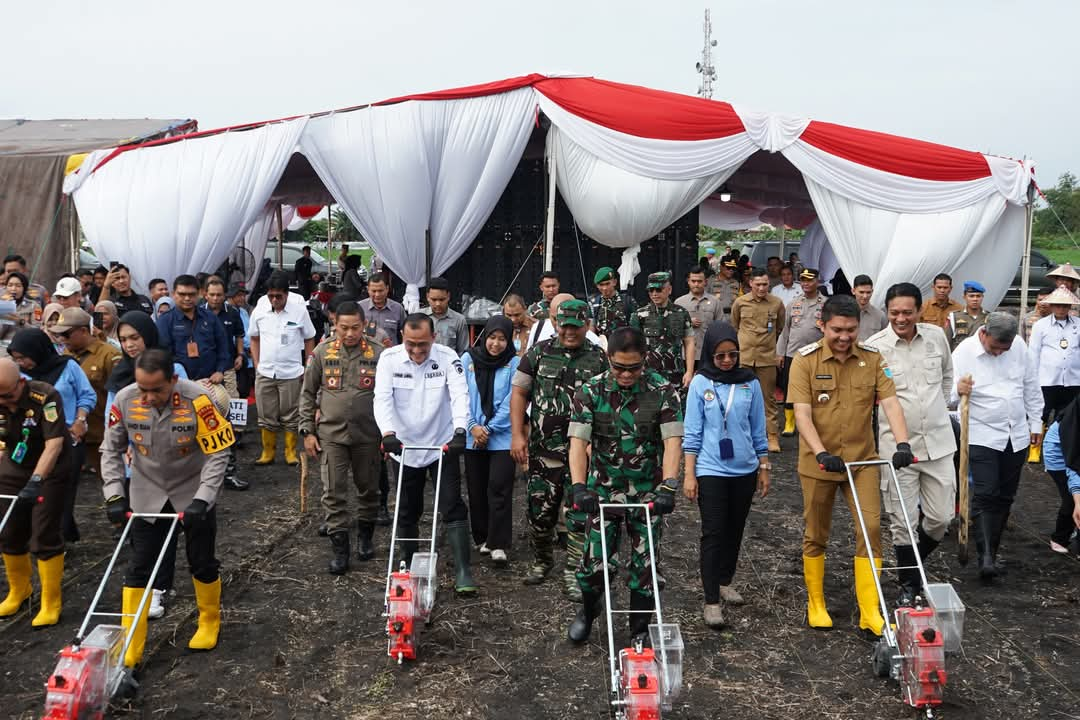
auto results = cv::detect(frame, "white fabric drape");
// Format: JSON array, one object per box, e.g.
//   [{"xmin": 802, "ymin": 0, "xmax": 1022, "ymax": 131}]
[
  {"xmin": 70, "ymin": 119, "xmax": 308, "ymax": 290},
  {"xmin": 797, "ymin": 220, "xmax": 840, "ymax": 291},
  {"xmin": 732, "ymin": 107, "xmax": 809, "ymax": 153},
  {"xmin": 237, "ymin": 205, "xmax": 279, "ymax": 289},
  {"xmin": 805, "ymin": 178, "xmax": 1022, "ymax": 309},
  {"xmin": 300, "ymin": 88, "xmax": 535, "ymax": 310}
]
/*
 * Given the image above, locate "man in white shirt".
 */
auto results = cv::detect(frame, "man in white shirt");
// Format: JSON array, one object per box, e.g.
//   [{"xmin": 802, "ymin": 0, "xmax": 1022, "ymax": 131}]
[
  {"xmin": 373, "ymin": 314, "xmax": 475, "ymax": 595},
  {"xmin": 867, "ymin": 283, "xmax": 956, "ymax": 604},
  {"xmin": 1026, "ymin": 286, "xmax": 1080, "ymax": 463},
  {"xmin": 952, "ymin": 312, "xmax": 1043, "ymax": 582},
  {"xmin": 770, "ymin": 264, "xmax": 802, "ymax": 309},
  {"xmin": 249, "ymin": 272, "xmax": 317, "ymax": 467}
]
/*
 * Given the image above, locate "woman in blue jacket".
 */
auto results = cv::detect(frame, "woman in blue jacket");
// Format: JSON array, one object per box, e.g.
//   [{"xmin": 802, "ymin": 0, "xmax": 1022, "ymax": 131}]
[
  {"xmin": 461, "ymin": 316, "xmax": 520, "ymax": 567},
  {"xmin": 683, "ymin": 321, "xmax": 770, "ymax": 628},
  {"xmin": 1042, "ymin": 397, "xmax": 1080, "ymax": 554},
  {"xmin": 8, "ymin": 328, "xmax": 97, "ymax": 543}
]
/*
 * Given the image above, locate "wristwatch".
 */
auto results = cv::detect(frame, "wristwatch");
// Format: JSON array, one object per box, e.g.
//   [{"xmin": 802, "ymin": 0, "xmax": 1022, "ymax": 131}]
[{"xmin": 758, "ymin": 462, "xmax": 772, "ymax": 471}]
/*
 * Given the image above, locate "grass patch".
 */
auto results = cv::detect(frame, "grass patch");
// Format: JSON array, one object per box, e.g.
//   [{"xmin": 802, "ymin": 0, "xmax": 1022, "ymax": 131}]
[{"xmin": 1034, "ymin": 246, "xmax": 1080, "ymax": 266}]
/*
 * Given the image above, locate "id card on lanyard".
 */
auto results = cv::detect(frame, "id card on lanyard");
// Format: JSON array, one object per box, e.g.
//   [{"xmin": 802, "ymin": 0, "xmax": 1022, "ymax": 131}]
[{"xmin": 715, "ymin": 383, "xmax": 737, "ymax": 460}]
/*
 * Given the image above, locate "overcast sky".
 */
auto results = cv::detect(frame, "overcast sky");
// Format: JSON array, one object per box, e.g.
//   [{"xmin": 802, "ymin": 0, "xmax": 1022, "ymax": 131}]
[{"xmin": 3, "ymin": 1, "xmax": 1077, "ymax": 186}]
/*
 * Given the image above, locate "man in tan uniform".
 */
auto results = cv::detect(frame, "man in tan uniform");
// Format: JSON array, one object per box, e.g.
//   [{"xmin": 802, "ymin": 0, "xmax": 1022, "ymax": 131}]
[
  {"xmin": 102, "ymin": 349, "xmax": 231, "ymax": 668},
  {"xmin": 919, "ymin": 273, "xmax": 962, "ymax": 329},
  {"xmin": 711, "ymin": 258, "xmax": 743, "ymax": 317},
  {"xmin": 300, "ymin": 301, "xmax": 383, "ymax": 575},
  {"xmin": 777, "ymin": 268, "xmax": 826, "ymax": 436},
  {"xmin": 731, "ymin": 267, "xmax": 785, "ymax": 451},
  {"xmin": 674, "ymin": 265, "xmax": 720, "ymax": 371},
  {"xmin": 789, "ymin": 295, "xmax": 914, "ymax": 636}
]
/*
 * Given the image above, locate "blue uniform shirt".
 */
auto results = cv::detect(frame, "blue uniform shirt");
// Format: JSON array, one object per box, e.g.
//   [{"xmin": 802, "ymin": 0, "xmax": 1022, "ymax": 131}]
[
  {"xmin": 1044, "ymin": 421, "xmax": 1080, "ymax": 495},
  {"xmin": 683, "ymin": 374, "xmax": 768, "ymax": 477},
  {"xmin": 461, "ymin": 352, "xmax": 519, "ymax": 451},
  {"xmin": 23, "ymin": 360, "xmax": 97, "ymax": 425},
  {"xmin": 156, "ymin": 306, "xmax": 230, "ymax": 380}
]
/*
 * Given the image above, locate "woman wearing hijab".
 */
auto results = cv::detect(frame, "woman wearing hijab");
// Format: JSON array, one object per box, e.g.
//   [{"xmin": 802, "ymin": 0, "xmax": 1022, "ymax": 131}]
[
  {"xmin": 461, "ymin": 316, "xmax": 520, "ymax": 566},
  {"xmin": 1043, "ymin": 396, "xmax": 1080, "ymax": 554},
  {"xmin": 41, "ymin": 303, "xmax": 65, "ymax": 351},
  {"xmin": 104, "ymin": 311, "xmax": 188, "ymax": 620},
  {"xmin": 153, "ymin": 296, "xmax": 174, "ymax": 319},
  {"xmin": 7, "ymin": 328, "xmax": 97, "ymax": 543},
  {"xmin": 682, "ymin": 321, "xmax": 770, "ymax": 628},
  {"xmin": 94, "ymin": 300, "xmax": 121, "ymax": 350}
]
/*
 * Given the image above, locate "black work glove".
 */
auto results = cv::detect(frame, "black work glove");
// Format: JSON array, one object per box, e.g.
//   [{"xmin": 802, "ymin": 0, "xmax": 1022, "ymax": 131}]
[
  {"xmin": 15, "ymin": 474, "xmax": 42, "ymax": 508},
  {"xmin": 105, "ymin": 495, "xmax": 128, "ymax": 525},
  {"xmin": 447, "ymin": 428, "xmax": 467, "ymax": 456},
  {"xmin": 571, "ymin": 483, "xmax": 600, "ymax": 514},
  {"xmin": 381, "ymin": 434, "xmax": 403, "ymax": 456},
  {"xmin": 892, "ymin": 442, "xmax": 915, "ymax": 470},
  {"xmin": 816, "ymin": 451, "xmax": 846, "ymax": 473},
  {"xmin": 182, "ymin": 499, "xmax": 209, "ymax": 530},
  {"xmin": 652, "ymin": 479, "xmax": 678, "ymax": 515}
]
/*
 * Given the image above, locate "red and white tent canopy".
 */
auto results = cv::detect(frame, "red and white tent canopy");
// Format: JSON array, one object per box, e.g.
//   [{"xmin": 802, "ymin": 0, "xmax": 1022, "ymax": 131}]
[{"xmin": 65, "ymin": 74, "xmax": 1034, "ymax": 308}]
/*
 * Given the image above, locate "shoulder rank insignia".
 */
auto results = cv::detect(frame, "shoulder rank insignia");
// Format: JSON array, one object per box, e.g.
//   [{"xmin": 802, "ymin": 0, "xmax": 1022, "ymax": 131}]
[
  {"xmin": 797, "ymin": 341, "xmax": 821, "ymax": 356},
  {"xmin": 30, "ymin": 391, "xmax": 46, "ymax": 404},
  {"xmin": 857, "ymin": 342, "xmax": 880, "ymax": 353}
]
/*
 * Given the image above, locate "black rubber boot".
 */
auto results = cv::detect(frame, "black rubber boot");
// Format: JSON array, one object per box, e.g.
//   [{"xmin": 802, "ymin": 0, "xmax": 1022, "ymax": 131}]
[
  {"xmin": 328, "ymin": 531, "xmax": 350, "ymax": 575},
  {"xmin": 629, "ymin": 591, "xmax": 654, "ymax": 645},
  {"xmin": 317, "ymin": 523, "xmax": 329, "ymax": 537},
  {"xmin": 568, "ymin": 592, "xmax": 602, "ymax": 644},
  {"xmin": 894, "ymin": 545, "xmax": 919, "ymax": 606},
  {"xmin": 990, "ymin": 511, "xmax": 1008, "ymax": 576},
  {"xmin": 356, "ymin": 521, "xmax": 375, "ymax": 561},
  {"xmin": 975, "ymin": 513, "xmax": 999, "ymax": 582},
  {"xmin": 446, "ymin": 521, "xmax": 478, "ymax": 595},
  {"xmin": 917, "ymin": 526, "xmax": 941, "ymax": 564},
  {"xmin": 224, "ymin": 447, "xmax": 249, "ymax": 491}
]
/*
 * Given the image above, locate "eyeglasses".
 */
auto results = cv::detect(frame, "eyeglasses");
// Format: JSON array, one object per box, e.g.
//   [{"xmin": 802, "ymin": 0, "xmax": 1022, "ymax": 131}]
[
  {"xmin": 647, "ymin": 288, "xmax": 665, "ymax": 293},
  {"xmin": 713, "ymin": 351, "xmax": 740, "ymax": 362},
  {"xmin": 610, "ymin": 361, "xmax": 643, "ymax": 374}
]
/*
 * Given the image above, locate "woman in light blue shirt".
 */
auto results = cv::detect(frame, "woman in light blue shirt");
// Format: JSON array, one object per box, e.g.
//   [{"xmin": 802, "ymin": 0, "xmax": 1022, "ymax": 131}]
[
  {"xmin": 1042, "ymin": 398, "xmax": 1080, "ymax": 553},
  {"xmin": 8, "ymin": 328, "xmax": 97, "ymax": 543},
  {"xmin": 683, "ymin": 321, "xmax": 769, "ymax": 628},
  {"xmin": 461, "ymin": 316, "xmax": 519, "ymax": 566}
]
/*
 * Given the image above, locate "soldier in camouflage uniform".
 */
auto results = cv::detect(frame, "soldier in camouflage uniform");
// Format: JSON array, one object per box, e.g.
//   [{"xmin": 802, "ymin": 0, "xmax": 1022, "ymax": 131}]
[
  {"xmin": 526, "ymin": 271, "xmax": 561, "ymax": 321},
  {"xmin": 712, "ymin": 258, "xmax": 743, "ymax": 317},
  {"xmin": 588, "ymin": 266, "xmax": 637, "ymax": 342},
  {"xmin": 565, "ymin": 327, "xmax": 684, "ymax": 643},
  {"xmin": 632, "ymin": 272, "xmax": 694, "ymax": 391},
  {"xmin": 511, "ymin": 299, "xmax": 607, "ymax": 599}
]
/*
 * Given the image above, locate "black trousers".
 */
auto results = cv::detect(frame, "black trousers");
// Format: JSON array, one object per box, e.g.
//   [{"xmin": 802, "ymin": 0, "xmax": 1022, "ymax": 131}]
[
  {"xmin": 0, "ymin": 474, "xmax": 65, "ymax": 559},
  {"xmin": 62, "ymin": 443, "xmax": 86, "ymax": 541},
  {"xmin": 969, "ymin": 442, "xmax": 1026, "ymax": 518},
  {"xmin": 123, "ymin": 477, "xmax": 176, "ymax": 592},
  {"xmin": 1047, "ymin": 469, "xmax": 1080, "ymax": 546},
  {"xmin": 398, "ymin": 456, "xmax": 467, "ymax": 528},
  {"xmin": 778, "ymin": 357, "xmax": 792, "ymax": 406},
  {"xmin": 696, "ymin": 472, "xmax": 758, "ymax": 604},
  {"xmin": 1041, "ymin": 386, "xmax": 1080, "ymax": 424},
  {"xmin": 465, "ymin": 449, "xmax": 515, "ymax": 550},
  {"xmin": 126, "ymin": 502, "xmax": 219, "ymax": 586}
]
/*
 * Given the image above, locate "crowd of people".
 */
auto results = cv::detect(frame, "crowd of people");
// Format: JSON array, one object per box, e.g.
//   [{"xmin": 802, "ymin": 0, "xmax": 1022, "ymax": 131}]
[{"xmin": 0, "ymin": 246, "xmax": 1078, "ymax": 675}]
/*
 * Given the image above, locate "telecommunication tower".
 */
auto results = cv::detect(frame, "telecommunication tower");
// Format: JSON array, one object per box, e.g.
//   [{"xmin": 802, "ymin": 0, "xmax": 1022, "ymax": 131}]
[{"xmin": 695, "ymin": 8, "xmax": 717, "ymax": 99}]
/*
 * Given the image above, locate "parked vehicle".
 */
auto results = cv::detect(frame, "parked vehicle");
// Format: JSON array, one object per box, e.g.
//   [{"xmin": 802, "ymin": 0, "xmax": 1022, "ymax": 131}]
[
  {"xmin": 740, "ymin": 239, "xmax": 802, "ymax": 269},
  {"xmin": 265, "ymin": 243, "xmax": 332, "ymax": 285},
  {"xmin": 1002, "ymin": 249, "xmax": 1053, "ymax": 306}
]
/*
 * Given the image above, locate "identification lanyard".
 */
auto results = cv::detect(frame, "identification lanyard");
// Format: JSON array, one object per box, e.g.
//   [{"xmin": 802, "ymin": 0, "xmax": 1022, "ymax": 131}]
[{"xmin": 714, "ymin": 382, "xmax": 738, "ymax": 436}]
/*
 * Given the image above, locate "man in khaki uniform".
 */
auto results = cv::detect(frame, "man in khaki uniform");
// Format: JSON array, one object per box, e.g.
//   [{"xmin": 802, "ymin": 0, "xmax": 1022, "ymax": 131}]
[
  {"xmin": 711, "ymin": 258, "xmax": 743, "ymax": 317},
  {"xmin": 674, "ymin": 265, "xmax": 720, "ymax": 371},
  {"xmin": 731, "ymin": 267, "xmax": 785, "ymax": 451},
  {"xmin": 789, "ymin": 295, "xmax": 914, "ymax": 636},
  {"xmin": 946, "ymin": 281, "xmax": 989, "ymax": 352},
  {"xmin": 101, "ymin": 349, "xmax": 231, "ymax": 668},
  {"xmin": 777, "ymin": 268, "xmax": 826, "ymax": 436},
  {"xmin": 866, "ymin": 282, "xmax": 956, "ymax": 605},
  {"xmin": 920, "ymin": 273, "xmax": 962, "ymax": 330},
  {"xmin": 300, "ymin": 301, "xmax": 383, "ymax": 575}
]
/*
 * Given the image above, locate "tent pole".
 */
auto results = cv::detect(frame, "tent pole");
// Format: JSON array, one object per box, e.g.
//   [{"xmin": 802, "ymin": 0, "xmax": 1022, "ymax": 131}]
[
  {"xmin": 327, "ymin": 205, "xmax": 333, "ymax": 274},
  {"xmin": 1019, "ymin": 181, "xmax": 1035, "ymax": 316},
  {"xmin": 424, "ymin": 227, "xmax": 432, "ymax": 287},
  {"xmin": 544, "ymin": 144, "xmax": 557, "ymax": 272},
  {"xmin": 276, "ymin": 203, "xmax": 285, "ymax": 270},
  {"xmin": 69, "ymin": 197, "xmax": 79, "ymax": 274},
  {"xmin": 778, "ymin": 204, "xmax": 786, "ymax": 265}
]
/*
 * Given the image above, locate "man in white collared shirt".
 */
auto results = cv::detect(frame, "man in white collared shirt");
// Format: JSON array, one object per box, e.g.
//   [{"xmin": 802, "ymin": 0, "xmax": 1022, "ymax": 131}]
[
  {"xmin": 1026, "ymin": 286, "xmax": 1080, "ymax": 463},
  {"xmin": 373, "ymin": 313, "xmax": 476, "ymax": 594},
  {"xmin": 951, "ymin": 312, "xmax": 1043, "ymax": 582},
  {"xmin": 867, "ymin": 283, "xmax": 956, "ymax": 604},
  {"xmin": 769, "ymin": 264, "xmax": 802, "ymax": 309},
  {"xmin": 249, "ymin": 272, "xmax": 317, "ymax": 468}
]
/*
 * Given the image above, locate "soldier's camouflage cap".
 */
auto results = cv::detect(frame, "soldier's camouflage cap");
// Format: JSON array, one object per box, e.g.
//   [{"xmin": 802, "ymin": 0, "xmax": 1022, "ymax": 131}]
[
  {"xmin": 557, "ymin": 299, "xmax": 589, "ymax": 327},
  {"xmin": 647, "ymin": 271, "xmax": 671, "ymax": 289}
]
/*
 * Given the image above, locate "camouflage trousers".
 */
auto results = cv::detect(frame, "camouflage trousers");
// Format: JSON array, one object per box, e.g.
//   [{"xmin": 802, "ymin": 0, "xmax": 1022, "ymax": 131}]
[
  {"xmin": 576, "ymin": 492, "xmax": 661, "ymax": 598},
  {"xmin": 526, "ymin": 458, "xmax": 585, "ymax": 580}
]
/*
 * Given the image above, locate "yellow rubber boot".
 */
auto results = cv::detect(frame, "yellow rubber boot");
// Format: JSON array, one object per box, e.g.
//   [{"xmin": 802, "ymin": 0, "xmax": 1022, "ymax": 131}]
[
  {"xmin": 0, "ymin": 553, "xmax": 32, "ymax": 616},
  {"xmin": 283, "ymin": 432, "xmax": 300, "ymax": 467},
  {"xmin": 1027, "ymin": 430, "xmax": 1043, "ymax": 463},
  {"xmin": 31, "ymin": 554, "xmax": 63, "ymax": 627},
  {"xmin": 854, "ymin": 556, "xmax": 885, "ymax": 636},
  {"xmin": 121, "ymin": 586, "xmax": 150, "ymax": 668},
  {"xmin": 255, "ymin": 429, "xmax": 277, "ymax": 465},
  {"xmin": 188, "ymin": 577, "xmax": 221, "ymax": 651},
  {"xmin": 802, "ymin": 554, "xmax": 833, "ymax": 629},
  {"xmin": 782, "ymin": 408, "xmax": 796, "ymax": 436}
]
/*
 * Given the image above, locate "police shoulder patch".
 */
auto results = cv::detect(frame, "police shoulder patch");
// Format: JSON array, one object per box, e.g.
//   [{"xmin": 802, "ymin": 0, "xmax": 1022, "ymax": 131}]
[
  {"xmin": 108, "ymin": 405, "xmax": 122, "ymax": 427},
  {"xmin": 797, "ymin": 341, "xmax": 821, "ymax": 356}
]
